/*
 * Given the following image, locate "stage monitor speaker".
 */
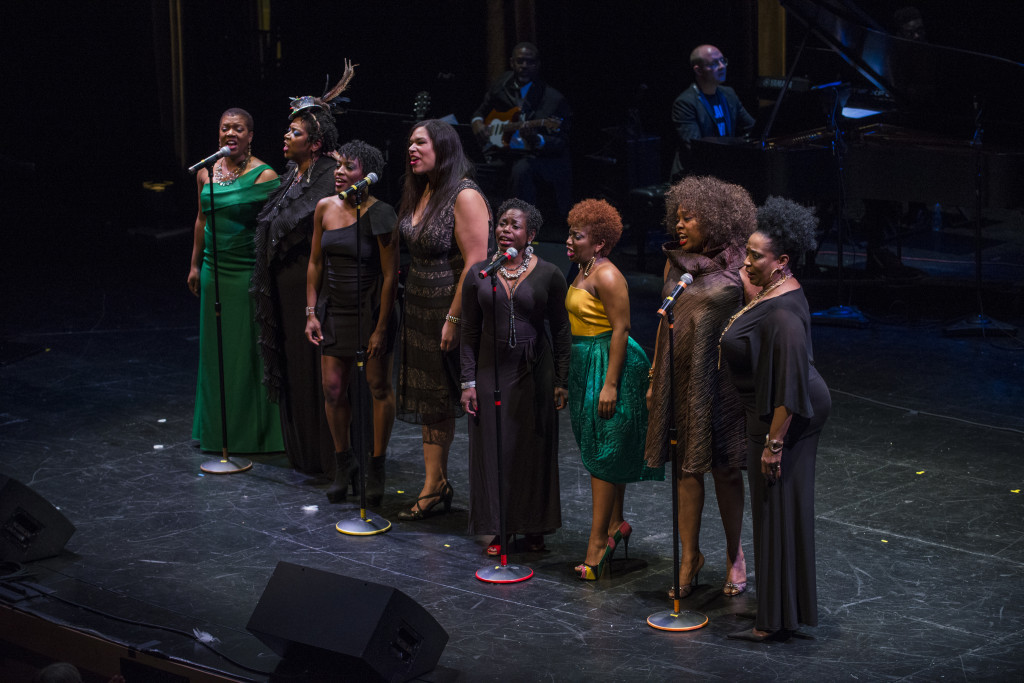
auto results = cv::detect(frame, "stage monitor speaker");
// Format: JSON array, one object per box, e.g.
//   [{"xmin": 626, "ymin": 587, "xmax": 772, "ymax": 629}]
[
  {"xmin": 247, "ymin": 561, "xmax": 448, "ymax": 683},
  {"xmin": 0, "ymin": 475, "xmax": 76, "ymax": 563}
]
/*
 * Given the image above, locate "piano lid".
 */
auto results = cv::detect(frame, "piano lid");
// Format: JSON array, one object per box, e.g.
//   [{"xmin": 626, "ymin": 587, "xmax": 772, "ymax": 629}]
[{"xmin": 781, "ymin": 0, "xmax": 1024, "ymax": 132}]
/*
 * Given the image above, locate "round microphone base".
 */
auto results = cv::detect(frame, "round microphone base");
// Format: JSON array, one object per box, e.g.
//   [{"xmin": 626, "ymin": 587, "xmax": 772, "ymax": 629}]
[
  {"xmin": 476, "ymin": 562, "xmax": 533, "ymax": 584},
  {"xmin": 336, "ymin": 514, "xmax": 391, "ymax": 536},
  {"xmin": 200, "ymin": 457, "xmax": 252, "ymax": 474},
  {"xmin": 647, "ymin": 608, "xmax": 708, "ymax": 632}
]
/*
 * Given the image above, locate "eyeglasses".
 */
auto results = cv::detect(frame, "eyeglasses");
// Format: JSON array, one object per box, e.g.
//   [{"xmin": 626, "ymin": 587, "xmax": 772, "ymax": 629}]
[{"xmin": 703, "ymin": 57, "xmax": 728, "ymax": 68}]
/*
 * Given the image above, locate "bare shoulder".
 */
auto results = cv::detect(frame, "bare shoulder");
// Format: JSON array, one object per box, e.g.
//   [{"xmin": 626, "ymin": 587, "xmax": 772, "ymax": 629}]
[{"xmin": 251, "ymin": 158, "xmax": 278, "ymax": 182}]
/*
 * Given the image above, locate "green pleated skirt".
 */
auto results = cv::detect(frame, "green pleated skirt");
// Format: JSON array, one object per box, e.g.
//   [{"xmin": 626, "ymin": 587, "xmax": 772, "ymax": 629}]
[{"xmin": 569, "ymin": 332, "xmax": 664, "ymax": 483}]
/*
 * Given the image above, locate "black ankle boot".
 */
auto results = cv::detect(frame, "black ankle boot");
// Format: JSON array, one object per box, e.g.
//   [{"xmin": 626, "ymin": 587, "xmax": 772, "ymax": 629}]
[
  {"xmin": 365, "ymin": 453, "xmax": 386, "ymax": 506},
  {"xmin": 326, "ymin": 449, "xmax": 355, "ymax": 503}
]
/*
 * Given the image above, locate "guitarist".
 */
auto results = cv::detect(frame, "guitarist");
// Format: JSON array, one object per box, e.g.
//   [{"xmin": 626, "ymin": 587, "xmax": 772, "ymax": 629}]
[{"xmin": 470, "ymin": 42, "xmax": 572, "ymax": 226}]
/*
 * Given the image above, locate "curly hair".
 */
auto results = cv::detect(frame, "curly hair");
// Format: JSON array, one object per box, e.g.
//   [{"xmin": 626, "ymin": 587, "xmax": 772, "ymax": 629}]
[
  {"xmin": 336, "ymin": 139, "xmax": 385, "ymax": 181},
  {"xmin": 756, "ymin": 196, "xmax": 819, "ymax": 261},
  {"xmin": 567, "ymin": 199, "xmax": 623, "ymax": 256},
  {"xmin": 496, "ymin": 198, "xmax": 543, "ymax": 240},
  {"xmin": 663, "ymin": 175, "xmax": 755, "ymax": 251},
  {"xmin": 293, "ymin": 108, "xmax": 338, "ymax": 156}
]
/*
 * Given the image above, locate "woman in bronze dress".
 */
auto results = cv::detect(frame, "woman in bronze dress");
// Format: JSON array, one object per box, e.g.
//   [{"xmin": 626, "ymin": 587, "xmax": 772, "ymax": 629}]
[{"xmin": 644, "ymin": 176, "xmax": 753, "ymax": 598}]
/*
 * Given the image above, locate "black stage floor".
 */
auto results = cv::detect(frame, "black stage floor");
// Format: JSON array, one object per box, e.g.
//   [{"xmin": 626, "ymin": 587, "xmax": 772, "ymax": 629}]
[{"xmin": 1, "ymin": 209, "xmax": 1023, "ymax": 682}]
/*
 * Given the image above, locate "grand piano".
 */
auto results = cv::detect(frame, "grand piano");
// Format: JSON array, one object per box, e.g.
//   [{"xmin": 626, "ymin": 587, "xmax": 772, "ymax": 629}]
[{"xmin": 689, "ymin": 0, "xmax": 1024, "ymax": 210}]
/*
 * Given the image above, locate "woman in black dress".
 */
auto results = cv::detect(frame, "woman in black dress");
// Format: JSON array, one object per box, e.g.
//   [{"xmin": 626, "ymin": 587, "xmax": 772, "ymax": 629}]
[
  {"xmin": 252, "ymin": 66, "xmax": 355, "ymax": 477},
  {"xmin": 460, "ymin": 199, "xmax": 571, "ymax": 554},
  {"xmin": 720, "ymin": 197, "xmax": 831, "ymax": 641},
  {"xmin": 305, "ymin": 141, "xmax": 398, "ymax": 505},
  {"xmin": 395, "ymin": 120, "xmax": 490, "ymax": 520}
]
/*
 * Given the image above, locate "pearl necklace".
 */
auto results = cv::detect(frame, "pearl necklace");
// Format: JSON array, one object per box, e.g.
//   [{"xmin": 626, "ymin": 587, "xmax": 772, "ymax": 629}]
[{"xmin": 717, "ymin": 272, "xmax": 790, "ymax": 369}]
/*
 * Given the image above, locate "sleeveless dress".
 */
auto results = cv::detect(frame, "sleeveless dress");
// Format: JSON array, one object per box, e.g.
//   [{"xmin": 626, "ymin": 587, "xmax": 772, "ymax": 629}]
[
  {"xmin": 460, "ymin": 258, "xmax": 571, "ymax": 535},
  {"xmin": 565, "ymin": 286, "xmax": 663, "ymax": 483},
  {"xmin": 193, "ymin": 165, "xmax": 284, "ymax": 453},
  {"xmin": 397, "ymin": 179, "xmax": 487, "ymax": 424},
  {"xmin": 320, "ymin": 200, "xmax": 399, "ymax": 357}
]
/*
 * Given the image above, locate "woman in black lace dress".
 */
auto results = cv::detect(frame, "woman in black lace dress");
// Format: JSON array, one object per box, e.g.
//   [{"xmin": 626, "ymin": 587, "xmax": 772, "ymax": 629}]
[{"xmin": 395, "ymin": 120, "xmax": 490, "ymax": 520}]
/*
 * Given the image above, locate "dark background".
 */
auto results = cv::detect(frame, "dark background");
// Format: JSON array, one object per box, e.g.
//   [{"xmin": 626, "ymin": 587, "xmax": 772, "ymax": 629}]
[{"xmin": 0, "ymin": 1, "xmax": 1019, "ymax": 260}]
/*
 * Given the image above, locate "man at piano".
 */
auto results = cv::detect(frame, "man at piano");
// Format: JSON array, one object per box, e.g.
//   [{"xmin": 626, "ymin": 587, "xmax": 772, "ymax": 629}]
[
  {"xmin": 470, "ymin": 42, "xmax": 573, "ymax": 225},
  {"xmin": 670, "ymin": 44, "xmax": 756, "ymax": 181}
]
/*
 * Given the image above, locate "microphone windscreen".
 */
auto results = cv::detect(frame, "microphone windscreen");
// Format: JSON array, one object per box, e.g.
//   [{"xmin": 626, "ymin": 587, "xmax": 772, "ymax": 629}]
[
  {"xmin": 681, "ymin": 273, "xmax": 694, "ymax": 285},
  {"xmin": 366, "ymin": 172, "xmax": 379, "ymax": 183},
  {"xmin": 506, "ymin": 247, "xmax": 519, "ymax": 258}
]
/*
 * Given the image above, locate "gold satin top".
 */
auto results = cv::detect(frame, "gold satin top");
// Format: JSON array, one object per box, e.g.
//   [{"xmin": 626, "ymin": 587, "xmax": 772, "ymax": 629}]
[{"xmin": 566, "ymin": 286, "xmax": 613, "ymax": 336}]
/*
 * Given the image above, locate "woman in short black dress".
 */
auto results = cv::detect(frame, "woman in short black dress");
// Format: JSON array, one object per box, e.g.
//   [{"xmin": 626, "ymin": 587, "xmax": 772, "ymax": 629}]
[{"xmin": 306, "ymin": 141, "xmax": 398, "ymax": 505}]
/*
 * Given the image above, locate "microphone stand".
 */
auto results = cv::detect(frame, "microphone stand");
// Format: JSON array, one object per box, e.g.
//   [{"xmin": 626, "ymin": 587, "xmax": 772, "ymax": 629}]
[
  {"xmin": 811, "ymin": 85, "xmax": 868, "ymax": 328},
  {"xmin": 199, "ymin": 159, "xmax": 252, "ymax": 474},
  {"xmin": 337, "ymin": 187, "xmax": 391, "ymax": 536},
  {"xmin": 476, "ymin": 266, "xmax": 532, "ymax": 583},
  {"xmin": 647, "ymin": 305, "xmax": 706, "ymax": 631},
  {"xmin": 942, "ymin": 97, "xmax": 1016, "ymax": 337}
]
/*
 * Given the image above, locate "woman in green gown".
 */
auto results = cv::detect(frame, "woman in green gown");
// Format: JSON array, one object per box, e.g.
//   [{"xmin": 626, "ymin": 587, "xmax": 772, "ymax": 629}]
[{"xmin": 188, "ymin": 108, "xmax": 283, "ymax": 453}]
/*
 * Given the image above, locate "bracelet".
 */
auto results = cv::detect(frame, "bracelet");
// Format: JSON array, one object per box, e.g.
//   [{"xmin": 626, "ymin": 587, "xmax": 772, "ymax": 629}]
[
  {"xmin": 445, "ymin": 313, "xmax": 460, "ymax": 325},
  {"xmin": 304, "ymin": 306, "xmax": 316, "ymax": 317},
  {"xmin": 648, "ymin": 366, "xmax": 655, "ymax": 382},
  {"xmin": 764, "ymin": 435, "xmax": 784, "ymax": 453},
  {"xmin": 460, "ymin": 381, "xmax": 476, "ymax": 390}
]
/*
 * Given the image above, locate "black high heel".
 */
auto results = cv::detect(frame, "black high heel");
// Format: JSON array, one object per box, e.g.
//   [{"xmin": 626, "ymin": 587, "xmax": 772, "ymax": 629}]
[
  {"xmin": 397, "ymin": 482, "xmax": 453, "ymax": 521},
  {"xmin": 326, "ymin": 449, "xmax": 356, "ymax": 503}
]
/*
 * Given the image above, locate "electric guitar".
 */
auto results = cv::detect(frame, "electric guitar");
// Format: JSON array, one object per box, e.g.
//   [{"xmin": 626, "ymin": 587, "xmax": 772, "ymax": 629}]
[{"xmin": 482, "ymin": 107, "xmax": 562, "ymax": 151}]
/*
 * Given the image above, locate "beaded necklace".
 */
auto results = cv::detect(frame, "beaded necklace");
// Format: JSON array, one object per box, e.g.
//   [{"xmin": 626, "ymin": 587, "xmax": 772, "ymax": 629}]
[
  {"xmin": 494, "ymin": 246, "xmax": 534, "ymax": 348},
  {"xmin": 717, "ymin": 272, "xmax": 790, "ymax": 369},
  {"xmin": 212, "ymin": 148, "xmax": 251, "ymax": 186}
]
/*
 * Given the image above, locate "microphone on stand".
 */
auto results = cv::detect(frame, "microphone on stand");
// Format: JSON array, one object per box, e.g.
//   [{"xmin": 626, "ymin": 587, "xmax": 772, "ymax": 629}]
[
  {"xmin": 478, "ymin": 248, "xmax": 519, "ymax": 279},
  {"xmin": 656, "ymin": 273, "xmax": 694, "ymax": 317},
  {"xmin": 338, "ymin": 172, "xmax": 380, "ymax": 200},
  {"xmin": 188, "ymin": 146, "xmax": 232, "ymax": 174}
]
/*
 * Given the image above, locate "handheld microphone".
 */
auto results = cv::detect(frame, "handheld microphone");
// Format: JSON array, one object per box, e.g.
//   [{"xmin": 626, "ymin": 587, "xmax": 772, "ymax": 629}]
[
  {"xmin": 188, "ymin": 146, "xmax": 232, "ymax": 174},
  {"xmin": 656, "ymin": 273, "xmax": 694, "ymax": 317},
  {"xmin": 338, "ymin": 172, "xmax": 379, "ymax": 200},
  {"xmin": 478, "ymin": 247, "xmax": 519, "ymax": 279}
]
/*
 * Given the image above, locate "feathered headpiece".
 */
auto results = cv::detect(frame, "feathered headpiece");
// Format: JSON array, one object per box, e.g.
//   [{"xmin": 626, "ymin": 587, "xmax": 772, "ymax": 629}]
[{"xmin": 289, "ymin": 59, "xmax": 357, "ymax": 119}]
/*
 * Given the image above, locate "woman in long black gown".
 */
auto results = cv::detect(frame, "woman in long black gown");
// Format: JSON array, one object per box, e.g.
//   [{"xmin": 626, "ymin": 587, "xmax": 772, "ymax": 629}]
[
  {"xmin": 251, "ymin": 88, "xmax": 347, "ymax": 476},
  {"xmin": 720, "ymin": 197, "xmax": 831, "ymax": 641},
  {"xmin": 460, "ymin": 199, "xmax": 571, "ymax": 554}
]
